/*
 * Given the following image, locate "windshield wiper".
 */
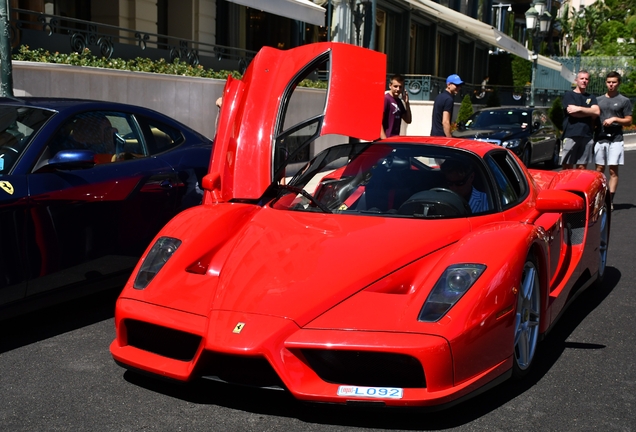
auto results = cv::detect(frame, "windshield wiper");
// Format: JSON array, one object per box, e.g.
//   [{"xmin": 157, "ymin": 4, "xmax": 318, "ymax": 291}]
[{"xmin": 277, "ymin": 184, "xmax": 332, "ymax": 214}]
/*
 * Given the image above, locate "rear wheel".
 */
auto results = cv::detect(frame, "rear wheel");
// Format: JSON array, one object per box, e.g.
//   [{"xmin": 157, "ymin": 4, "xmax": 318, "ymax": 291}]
[{"xmin": 512, "ymin": 255, "xmax": 541, "ymax": 379}]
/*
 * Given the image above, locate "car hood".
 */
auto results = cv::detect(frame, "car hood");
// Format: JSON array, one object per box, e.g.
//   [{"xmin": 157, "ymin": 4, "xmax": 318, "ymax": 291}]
[
  {"xmin": 137, "ymin": 206, "xmax": 471, "ymax": 327},
  {"xmin": 453, "ymin": 128, "xmax": 526, "ymax": 141}
]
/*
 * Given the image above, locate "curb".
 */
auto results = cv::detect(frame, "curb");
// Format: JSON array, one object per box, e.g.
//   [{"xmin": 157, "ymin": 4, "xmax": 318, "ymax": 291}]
[{"xmin": 621, "ymin": 133, "xmax": 636, "ymax": 151}]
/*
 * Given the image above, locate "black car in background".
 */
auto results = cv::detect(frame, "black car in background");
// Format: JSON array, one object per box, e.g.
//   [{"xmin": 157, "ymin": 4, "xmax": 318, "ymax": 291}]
[
  {"xmin": 0, "ymin": 98, "xmax": 212, "ymax": 318},
  {"xmin": 453, "ymin": 107, "xmax": 560, "ymax": 168}
]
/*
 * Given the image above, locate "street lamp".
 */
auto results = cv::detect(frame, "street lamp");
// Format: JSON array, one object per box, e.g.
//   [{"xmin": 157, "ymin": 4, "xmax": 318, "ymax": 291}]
[
  {"xmin": 350, "ymin": 0, "xmax": 371, "ymax": 46},
  {"xmin": 525, "ymin": 0, "xmax": 551, "ymax": 107}
]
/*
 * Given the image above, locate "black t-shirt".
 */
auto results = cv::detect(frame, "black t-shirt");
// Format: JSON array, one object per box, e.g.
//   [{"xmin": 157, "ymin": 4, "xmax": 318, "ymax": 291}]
[
  {"xmin": 562, "ymin": 90, "xmax": 598, "ymax": 139},
  {"xmin": 431, "ymin": 91, "xmax": 455, "ymax": 136}
]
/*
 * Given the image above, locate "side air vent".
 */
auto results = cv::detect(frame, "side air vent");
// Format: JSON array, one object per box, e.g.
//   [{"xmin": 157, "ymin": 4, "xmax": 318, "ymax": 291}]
[{"xmin": 563, "ymin": 191, "xmax": 587, "ymax": 245}]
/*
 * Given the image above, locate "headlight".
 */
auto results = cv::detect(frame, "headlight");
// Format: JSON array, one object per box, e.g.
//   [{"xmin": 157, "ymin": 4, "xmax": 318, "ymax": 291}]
[
  {"xmin": 502, "ymin": 138, "xmax": 522, "ymax": 148},
  {"xmin": 418, "ymin": 264, "xmax": 486, "ymax": 322},
  {"xmin": 133, "ymin": 237, "xmax": 182, "ymax": 289}
]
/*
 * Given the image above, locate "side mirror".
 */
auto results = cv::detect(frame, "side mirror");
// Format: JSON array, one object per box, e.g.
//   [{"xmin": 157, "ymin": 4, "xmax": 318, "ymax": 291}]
[
  {"xmin": 47, "ymin": 149, "xmax": 96, "ymax": 170},
  {"xmin": 533, "ymin": 121, "xmax": 541, "ymax": 131},
  {"xmin": 456, "ymin": 122, "xmax": 466, "ymax": 131},
  {"xmin": 535, "ymin": 189, "xmax": 584, "ymax": 213}
]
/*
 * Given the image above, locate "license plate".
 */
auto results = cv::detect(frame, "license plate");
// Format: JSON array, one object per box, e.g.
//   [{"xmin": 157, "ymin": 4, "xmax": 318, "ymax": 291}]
[{"xmin": 337, "ymin": 385, "xmax": 403, "ymax": 399}]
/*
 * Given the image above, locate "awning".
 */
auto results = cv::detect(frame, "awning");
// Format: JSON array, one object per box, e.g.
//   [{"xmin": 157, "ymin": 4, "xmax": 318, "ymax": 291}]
[
  {"xmin": 405, "ymin": 0, "xmax": 575, "ymax": 82},
  {"xmin": 226, "ymin": 0, "xmax": 325, "ymax": 26}
]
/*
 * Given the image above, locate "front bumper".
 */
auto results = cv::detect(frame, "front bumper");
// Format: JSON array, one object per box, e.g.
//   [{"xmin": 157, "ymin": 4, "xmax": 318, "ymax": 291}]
[{"xmin": 110, "ymin": 298, "xmax": 511, "ymax": 407}]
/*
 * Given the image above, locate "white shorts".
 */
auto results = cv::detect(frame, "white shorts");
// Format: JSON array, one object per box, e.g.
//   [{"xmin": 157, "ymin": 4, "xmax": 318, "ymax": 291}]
[{"xmin": 594, "ymin": 141, "xmax": 624, "ymax": 166}]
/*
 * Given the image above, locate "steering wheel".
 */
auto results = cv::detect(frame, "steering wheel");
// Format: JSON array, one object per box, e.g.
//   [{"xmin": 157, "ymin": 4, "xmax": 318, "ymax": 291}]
[
  {"xmin": 398, "ymin": 188, "xmax": 471, "ymax": 217},
  {"xmin": 429, "ymin": 188, "xmax": 472, "ymax": 214}
]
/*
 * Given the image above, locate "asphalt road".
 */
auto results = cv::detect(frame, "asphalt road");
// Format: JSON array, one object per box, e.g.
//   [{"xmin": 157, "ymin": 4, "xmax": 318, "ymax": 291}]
[{"xmin": 1, "ymin": 151, "xmax": 635, "ymax": 432}]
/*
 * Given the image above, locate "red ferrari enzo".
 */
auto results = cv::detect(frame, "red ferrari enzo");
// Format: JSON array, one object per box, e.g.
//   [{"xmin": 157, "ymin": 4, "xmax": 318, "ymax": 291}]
[{"xmin": 110, "ymin": 43, "xmax": 610, "ymax": 408}]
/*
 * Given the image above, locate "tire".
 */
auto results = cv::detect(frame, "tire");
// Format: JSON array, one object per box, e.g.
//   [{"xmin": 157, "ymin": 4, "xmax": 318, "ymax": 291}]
[
  {"xmin": 546, "ymin": 140, "xmax": 560, "ymax": 169},
  {"xmin": 512, "ymin": 255, "xmax": 541, "ymax": 379},
  {"xmin": 594, "ymin": 201, "xmax": 610, "ymax": 287},
  {"xmin": 521, "ymin": 145, "xmax": 531, "ymax": 167}
]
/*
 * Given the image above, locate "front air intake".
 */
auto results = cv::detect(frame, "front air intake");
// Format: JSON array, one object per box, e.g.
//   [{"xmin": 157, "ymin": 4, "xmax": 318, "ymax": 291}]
[
  {"xmin": 301, "ymin": 349, "xmax": 426, "ymax": 388},
  {"xmin": 124, "ymin": 319, "xmax": 201, "ymax": 361}
]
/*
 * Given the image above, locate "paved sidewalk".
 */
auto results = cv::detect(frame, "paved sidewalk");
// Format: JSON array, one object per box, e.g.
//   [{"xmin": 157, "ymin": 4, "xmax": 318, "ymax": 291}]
[{"xmin": 624, "ymin": 133, "xmax": 636, "ymax": 151}]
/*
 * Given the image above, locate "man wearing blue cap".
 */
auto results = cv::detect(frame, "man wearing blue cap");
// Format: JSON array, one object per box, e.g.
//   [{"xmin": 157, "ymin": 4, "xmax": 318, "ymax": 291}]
[{"xmin": 431, "ymin": 74, "xmax": 463, "ymax": 137}]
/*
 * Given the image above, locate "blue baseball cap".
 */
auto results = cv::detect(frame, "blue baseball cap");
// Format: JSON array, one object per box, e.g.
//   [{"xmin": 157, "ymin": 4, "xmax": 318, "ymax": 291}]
[{"xmin": 446, "ymin": 74, "xmax": 464, "ymax": 85}]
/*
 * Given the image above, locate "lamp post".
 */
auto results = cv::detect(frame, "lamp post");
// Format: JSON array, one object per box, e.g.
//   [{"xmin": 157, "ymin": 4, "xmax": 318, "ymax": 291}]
[
  {"xmin": 0, "ymin": 0, "xmax": 14, "ymax": 98},
  {"xmin": 525, "ymin": 0, "xmax": 551, "ymax": 107},
  {"xmin": 350, "ymin": 0, "xmax": 371, "ymax": 46}
]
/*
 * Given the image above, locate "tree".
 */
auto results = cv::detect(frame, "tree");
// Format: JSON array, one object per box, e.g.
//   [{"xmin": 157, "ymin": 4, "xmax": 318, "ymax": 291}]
[
  {"xmin": 603, "ymin": 0, "xmax": 636, "ymax": 21},
  {"xmin": 457, "ymin": 95, "xmax": 474, "ymax": 125},
  {"xmin": 557, "ymin": 0, "xmax": 636, "ymax": 56},
  {"xmin": 621, "ymin": 70, "xmax": 636, "ymax": 97},
  {"xmin": 511, "ymin": 55, "xmax": 531, "ymax": 95}
]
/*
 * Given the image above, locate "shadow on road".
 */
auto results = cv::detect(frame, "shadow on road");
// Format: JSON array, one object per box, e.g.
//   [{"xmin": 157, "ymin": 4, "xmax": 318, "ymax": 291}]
[
  {"xmin": 0, "ymin": 287, "xmax": 120, "ymax": 354},
  {"xmin": 118, "ymin": 267, "xmax": 620, "ymax": 430},
  {"xmin": 613, "ymin": 202, "xmax": 635, "ymax": 211}
]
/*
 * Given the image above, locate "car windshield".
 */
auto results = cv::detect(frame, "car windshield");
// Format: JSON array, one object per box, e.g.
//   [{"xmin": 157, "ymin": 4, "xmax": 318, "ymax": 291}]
[
  {"xmin": 270, "ymin": 143, "xmax": 493, "ymax": 218},
  {"xmin": 465, "ymin": 110, "xmax": 530, "ymax": 130},
  {"xmin": 0, "ymin": 106, "xmax": 55, "ymax": 175}
]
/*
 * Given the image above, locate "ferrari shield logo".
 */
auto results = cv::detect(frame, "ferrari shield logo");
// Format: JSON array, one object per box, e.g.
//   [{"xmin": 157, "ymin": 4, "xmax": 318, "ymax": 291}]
[
  {"xmin": 233, "ymin": 322, "xmax": 245, "ymax": 333},
  {"xmin": 0, "ymin": 181, "xmax": 14, "ymax": 195}
]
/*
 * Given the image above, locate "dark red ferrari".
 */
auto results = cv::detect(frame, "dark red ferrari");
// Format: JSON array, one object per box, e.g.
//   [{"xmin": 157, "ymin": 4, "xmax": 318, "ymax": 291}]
[{"xmin": 110, "ymin": 43, "xmax": 610, "ymax": 408}]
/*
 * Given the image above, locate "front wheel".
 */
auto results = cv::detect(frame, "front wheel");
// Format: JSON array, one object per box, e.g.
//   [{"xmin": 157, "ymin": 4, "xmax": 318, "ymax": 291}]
[{"xmin": 512, "ymin": 255, "xmax": 541, "ymax": 379}]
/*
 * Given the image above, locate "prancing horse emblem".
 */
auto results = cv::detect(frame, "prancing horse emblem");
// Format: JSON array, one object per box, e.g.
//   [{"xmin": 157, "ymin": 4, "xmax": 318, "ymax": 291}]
[
  {"xmin": 0, "ymin": 181, "xmax": 14, "ymax": 195},
  {"xmin": 233, "ymin": 322, "xmax": 245, "ymax": 334}
]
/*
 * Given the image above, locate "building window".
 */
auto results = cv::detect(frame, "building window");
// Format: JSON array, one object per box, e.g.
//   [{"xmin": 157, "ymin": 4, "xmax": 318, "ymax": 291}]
[
  {"xmin": 437, "ymin": 32, "xmax": 453, "ymax": 78},
  {"xmin": 458, "ymin": 40, "xmax": 474, "ymax": 83},
  {"xmin": 409, "ymin": 21, "xmax": 431, "ymax": 75}
]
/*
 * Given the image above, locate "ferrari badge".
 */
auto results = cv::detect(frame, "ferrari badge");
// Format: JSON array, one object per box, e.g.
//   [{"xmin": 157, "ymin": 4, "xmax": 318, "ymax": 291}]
[
  {"xmin": 0, "ymin": 181, "xmax": 14, "ymax": 195},
  {"xmin": 233, "ymin": 322, "xmax": 245, "ymax": 334}
]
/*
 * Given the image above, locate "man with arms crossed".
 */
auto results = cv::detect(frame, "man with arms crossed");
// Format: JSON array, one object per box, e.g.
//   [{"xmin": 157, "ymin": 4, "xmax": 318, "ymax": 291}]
[
  {"xmin": 381, "ymin": 74, "xmax": 412, "ymax": 139},
  {"xmin": 561, "ymin": 70, "xmax": 600, "ymax": 169},
  {"xmin": 595, "ymin": 71, "xmax": 633, "ymax": 211},
  {"xmin": 431, "ymin": 74, "xmax": 463, "ymax": 137}
]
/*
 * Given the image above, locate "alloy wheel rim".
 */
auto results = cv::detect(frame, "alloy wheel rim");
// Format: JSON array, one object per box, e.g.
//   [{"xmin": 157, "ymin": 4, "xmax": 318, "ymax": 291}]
[{"xmin": 514, "ymin": 261, "xmax": 540, "ymax": 370}]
